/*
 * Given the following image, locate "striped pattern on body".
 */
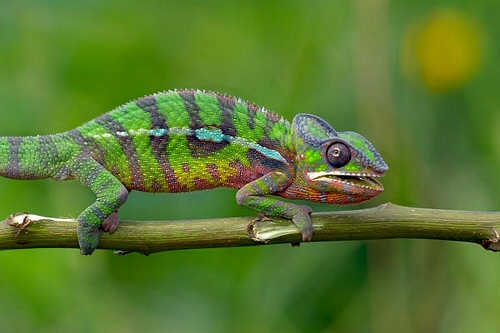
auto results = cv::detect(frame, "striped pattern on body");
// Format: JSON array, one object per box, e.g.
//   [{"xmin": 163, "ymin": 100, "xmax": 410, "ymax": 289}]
[{"xmin": 74, "ymin": 90, "xmax": 294, "ymax": 193}]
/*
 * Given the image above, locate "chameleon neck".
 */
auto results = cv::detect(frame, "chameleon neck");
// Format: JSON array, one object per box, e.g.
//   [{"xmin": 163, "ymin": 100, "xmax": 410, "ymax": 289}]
[{"xmin": 0, "ymin": 133, "xmax": 75, "ymax": 180}]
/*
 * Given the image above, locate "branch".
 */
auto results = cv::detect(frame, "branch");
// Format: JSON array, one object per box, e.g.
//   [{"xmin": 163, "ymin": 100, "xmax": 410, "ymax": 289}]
[{"xmin": 1, "ymin": 203, "xmax": 500, "ymax": 254}]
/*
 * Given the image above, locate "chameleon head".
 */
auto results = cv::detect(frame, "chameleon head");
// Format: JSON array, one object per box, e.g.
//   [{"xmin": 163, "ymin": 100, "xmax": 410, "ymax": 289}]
[{"xmin": 290, "ymin": 113, "xmax": 388, "ymax": 204}]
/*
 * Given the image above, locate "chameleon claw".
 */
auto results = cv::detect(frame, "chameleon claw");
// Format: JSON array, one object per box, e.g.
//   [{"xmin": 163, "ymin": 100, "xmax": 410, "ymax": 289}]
[
  {"xmin": 290, "ymin": 224, "xmax": 313, "ymax": 247},
  {"xmin": 246, "ymin": 214, "xmax": 274, "ymax": 232},
  {"xmin": 256, "ymin": 214, "xmax": 274, "ymax": 222},
  {"xmin": 291, "ymin": 205, "xmax": 314, "ymax": 242},
  {"xmin": 102, "ymin": 212, "xmax": 120, "ymax": 233},
  {"xmin": 246, "ymin": 215, "xmax": 272, "ymax": 243},
  {"xmin": 300, "ymin": 225, "xmax": 314, "ymax": 242}
]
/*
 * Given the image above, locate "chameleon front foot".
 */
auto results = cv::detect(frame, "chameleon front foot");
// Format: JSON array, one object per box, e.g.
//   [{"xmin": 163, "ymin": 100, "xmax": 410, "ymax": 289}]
[
  {"xmin": 291, "ymin": 205, "xmax": 314, "ymax": 242},
  {"xmin": 246, "ymin": 206, "xmax": 314, "ymax": 244}
]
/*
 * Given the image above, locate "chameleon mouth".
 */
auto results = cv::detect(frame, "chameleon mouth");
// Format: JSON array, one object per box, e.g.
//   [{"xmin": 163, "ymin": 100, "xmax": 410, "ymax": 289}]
[{"xmin": 307, "ymin": 171, "xmax": 384, "ymax": 191}]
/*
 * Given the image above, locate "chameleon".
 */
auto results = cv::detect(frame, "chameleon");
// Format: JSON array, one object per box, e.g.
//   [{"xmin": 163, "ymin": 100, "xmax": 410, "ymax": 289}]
[{"xmin": 1, "ymin": 89, "xmax": 388, "ymax": 255}]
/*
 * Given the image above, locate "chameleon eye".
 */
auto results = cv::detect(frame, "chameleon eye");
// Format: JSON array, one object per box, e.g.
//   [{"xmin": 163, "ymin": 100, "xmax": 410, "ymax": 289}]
[{"xmin": 326, "ymin": 142, "xmax": 351, "ymax": 168}]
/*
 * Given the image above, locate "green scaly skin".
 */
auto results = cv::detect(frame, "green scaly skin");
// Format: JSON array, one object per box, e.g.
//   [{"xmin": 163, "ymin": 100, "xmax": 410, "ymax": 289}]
[{"xmin": 0, "ymin": 90, "xmax": 388, "ymax": 254}]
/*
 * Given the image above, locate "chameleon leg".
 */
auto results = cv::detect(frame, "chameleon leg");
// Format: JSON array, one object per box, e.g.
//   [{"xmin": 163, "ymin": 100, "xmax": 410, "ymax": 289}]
[
  {"xmin": 72, "ymin": 157, "xmax": 129, "ymax": 255},
  {"xmin": 236, "ymin": 170, "xmax": 314, "ymax": 242}
]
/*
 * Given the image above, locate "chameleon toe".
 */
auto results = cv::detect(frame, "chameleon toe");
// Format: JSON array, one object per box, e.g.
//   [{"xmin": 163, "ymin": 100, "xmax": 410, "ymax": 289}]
[{"xmin": 102, "ymin": 212, "xmax": 120, "ymax": 233}]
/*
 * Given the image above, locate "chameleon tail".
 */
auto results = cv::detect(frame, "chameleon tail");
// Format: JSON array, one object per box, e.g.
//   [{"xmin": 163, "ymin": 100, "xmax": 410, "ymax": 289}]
[{"xmin": 0, "ymin": 133, "xmax": 75, "ymax": 180}]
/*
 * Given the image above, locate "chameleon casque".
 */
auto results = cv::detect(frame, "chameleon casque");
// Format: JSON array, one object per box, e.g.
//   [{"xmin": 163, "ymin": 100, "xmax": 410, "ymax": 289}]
[{"xmin": 2, "ymin": 89, "xmax": 388, "ymax": 254}]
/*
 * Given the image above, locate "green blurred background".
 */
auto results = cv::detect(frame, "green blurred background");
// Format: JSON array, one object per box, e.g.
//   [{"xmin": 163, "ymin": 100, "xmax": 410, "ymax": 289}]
[{"xmin": 0, "ymin": 1, "xmax": 499, "ymax": 332}]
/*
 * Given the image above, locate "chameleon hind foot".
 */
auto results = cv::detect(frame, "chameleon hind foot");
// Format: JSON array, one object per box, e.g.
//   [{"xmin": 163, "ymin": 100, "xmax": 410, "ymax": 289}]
[
  {"xmin": 77, "ymin": 219, "xmax": 101, "ymax": 255},
  {"xmin": 78, "ymin": 210, "xmax": 122, "ymax": 254}
]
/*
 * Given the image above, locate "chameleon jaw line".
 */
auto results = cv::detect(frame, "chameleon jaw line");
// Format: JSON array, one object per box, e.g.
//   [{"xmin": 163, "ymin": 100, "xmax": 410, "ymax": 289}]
[{"xmin": 307, "ymin": 171, "xmax": 384, "ymax": 191}]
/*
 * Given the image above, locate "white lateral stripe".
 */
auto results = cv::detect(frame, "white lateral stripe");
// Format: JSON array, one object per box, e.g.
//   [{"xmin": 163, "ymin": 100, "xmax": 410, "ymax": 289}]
[{"xmin": 90, "ymin": 126, "xmax": 286, "ymax": 162}]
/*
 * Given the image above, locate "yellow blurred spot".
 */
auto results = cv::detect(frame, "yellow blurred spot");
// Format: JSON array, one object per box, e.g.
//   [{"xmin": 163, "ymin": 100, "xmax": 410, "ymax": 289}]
[{"xmin": 402, "ymin": 9, "xmax": 484, "ymax": 92}]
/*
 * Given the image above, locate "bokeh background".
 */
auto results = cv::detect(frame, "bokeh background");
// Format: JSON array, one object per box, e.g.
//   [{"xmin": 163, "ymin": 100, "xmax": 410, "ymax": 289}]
[{"xmin": 0, "ymin": 1, "xmax": 499, "ymax": 332}]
